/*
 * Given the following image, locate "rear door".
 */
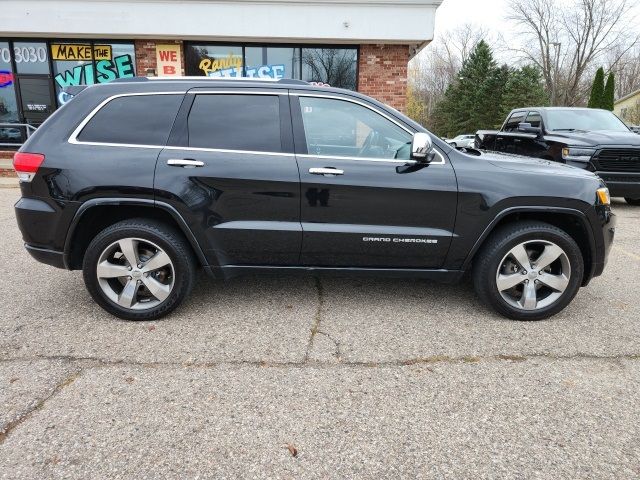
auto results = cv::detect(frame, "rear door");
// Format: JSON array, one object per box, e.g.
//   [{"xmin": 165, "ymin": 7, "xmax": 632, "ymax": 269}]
[
  {"xmin": 291, "ymin": 92, "xmax": 457, "ymax": 268},
  {"xmin": 154, "ymin": 88, "xmax": 301, "ymax": 267}
]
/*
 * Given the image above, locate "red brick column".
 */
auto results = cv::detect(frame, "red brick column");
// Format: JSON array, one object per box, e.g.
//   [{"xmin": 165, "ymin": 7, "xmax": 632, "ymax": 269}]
[
  {"xmin": 134, "ymin": 40, "xmax": 185, "ymax": 76},
  {"xmin": 358, "ymin": 44, "xmax": 410, "ymax": 113}
]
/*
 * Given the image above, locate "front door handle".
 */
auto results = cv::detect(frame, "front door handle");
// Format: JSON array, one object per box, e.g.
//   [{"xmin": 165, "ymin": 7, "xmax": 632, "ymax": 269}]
[
  {"xmin": 309, "ymin": 167, "xmax": 344, "ymax": 176},
  {"xmin": 167, "ymin": 159, "xmax": 205, "ymax": 168}
]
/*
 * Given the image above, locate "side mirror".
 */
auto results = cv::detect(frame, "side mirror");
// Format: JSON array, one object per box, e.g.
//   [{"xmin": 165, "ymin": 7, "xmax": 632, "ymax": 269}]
[
  {"xmin": 518, "ymin": 122, "xmax": 541, "ymax": 134},
  {"xmin": 411, "ymin": 132, "xmax": 435, "ymax": 162}
]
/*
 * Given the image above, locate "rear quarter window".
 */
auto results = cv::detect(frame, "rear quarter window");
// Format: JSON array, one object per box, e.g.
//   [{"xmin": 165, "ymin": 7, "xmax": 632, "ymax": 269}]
[{"xmin": 76, "ymin": 94, "xmax": 183, "ymax": 146}]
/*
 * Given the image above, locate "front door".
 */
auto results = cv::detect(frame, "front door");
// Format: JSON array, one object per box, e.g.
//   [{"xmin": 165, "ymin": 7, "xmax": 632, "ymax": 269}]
[
  {"xmin": 154, "ymin": 89, "xmax": 301, "ymax": 267},
  {"xmin": 292, "ymin": 93, "xmax": 458, "ymax": 268}
]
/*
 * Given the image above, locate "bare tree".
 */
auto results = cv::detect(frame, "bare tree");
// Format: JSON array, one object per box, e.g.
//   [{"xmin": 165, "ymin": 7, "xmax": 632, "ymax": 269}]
[
  {"xmin": 408, "ymin": 23, "xmax": 489, "ymax": 126},
  {"xmin": 606, "ymin": 44, "xmax": 640, "ymax": 98},
  {"xmin": 509, "ymin": 0, "xmax": 639, "ymax": 106}
]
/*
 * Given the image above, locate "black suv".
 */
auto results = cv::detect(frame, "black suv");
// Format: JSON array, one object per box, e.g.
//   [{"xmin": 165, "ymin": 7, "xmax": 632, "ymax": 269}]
[{"xmin": 13, "ymin": 78, "xmax": 615, "ymax": 321}]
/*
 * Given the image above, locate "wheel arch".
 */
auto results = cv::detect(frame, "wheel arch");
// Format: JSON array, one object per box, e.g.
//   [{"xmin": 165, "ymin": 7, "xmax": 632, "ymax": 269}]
[
  {"xmin": 463, "ymin": 207, "xmax": 596, "ymax": 286},
  {"xmin": 63, "ymin": 199, "xmax": 208, "ymax": 270}
]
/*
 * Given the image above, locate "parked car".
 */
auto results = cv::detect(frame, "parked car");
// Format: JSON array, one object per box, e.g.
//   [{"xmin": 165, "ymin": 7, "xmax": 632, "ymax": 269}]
[
  {"xmin": 629, "ymin": 125, "xmax": 640, "ymax": 134},
  {"xmin": 446, "ymin": 134, "xmax": 476, "ymax": 148},
  {"xmin": 14, "ymin": 78, "xmax": 615, "ymax": 321},
  {"xmin": 476, "ymin": 107, "xmax": 640, "ymax": 205}
]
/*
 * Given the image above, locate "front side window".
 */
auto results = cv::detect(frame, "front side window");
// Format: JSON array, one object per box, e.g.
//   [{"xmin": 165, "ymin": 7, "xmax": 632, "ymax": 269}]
[
  {"xmin": 504, "ymin": 111, "xmax": 526, "ymax": 131},
  {"xmin": 299, "ymin": 96, "xmax": 412, "ymax": 159},
  {"xmin": 526, "ymin": 111, "xmax": 542, "ymax": 128},
  {"xmin": 188, "ymin": 94, "xmax": 282, "ymax": 152},
  {"xmin": 77, "ymin": 94, "xmax": 182, "ymax": 145}
]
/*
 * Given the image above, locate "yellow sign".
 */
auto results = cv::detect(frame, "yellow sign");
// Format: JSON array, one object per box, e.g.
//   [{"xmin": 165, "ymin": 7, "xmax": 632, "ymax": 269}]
[
  {"xmin": 199, "ymin": 54, "xmax": 242, "ymax": 76},
  {"xmin": 51, "ymin": 44, "xmax": 112, "ymax": 61},
  {"xmin": 156, "ymin": 44, "xmax": 182, "ymax": 77}
]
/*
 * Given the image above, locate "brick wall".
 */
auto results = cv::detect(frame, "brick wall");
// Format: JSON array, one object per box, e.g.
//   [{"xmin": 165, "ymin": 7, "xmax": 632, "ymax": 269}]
[
  {"xmin": 357, "ymin": 44, "xmax": 410, "ymax": 113},
  {"xmin": 134, "ymin": 40, "xmax": 185, "ymax": 77},
  {"xmin": 0, "ymin": 150, "xmax": 14, "ymax": 177}
]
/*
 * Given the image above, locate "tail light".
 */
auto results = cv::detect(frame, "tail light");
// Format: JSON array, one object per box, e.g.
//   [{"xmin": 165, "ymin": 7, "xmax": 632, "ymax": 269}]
[{"xmin": 13, "ymin": 152, "xmax": 45, "ymax": 182}]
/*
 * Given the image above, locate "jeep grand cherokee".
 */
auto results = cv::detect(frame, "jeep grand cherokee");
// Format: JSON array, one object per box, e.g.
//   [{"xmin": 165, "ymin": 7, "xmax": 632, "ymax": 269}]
[{"xmin": 13, "ymin": 78, "xmax": 616, "ymax": 321}]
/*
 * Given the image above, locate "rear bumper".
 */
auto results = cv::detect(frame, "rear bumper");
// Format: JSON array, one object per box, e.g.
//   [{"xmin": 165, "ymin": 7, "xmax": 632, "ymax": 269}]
[
  {"xmin": 25, "ymin": 244, "xmax": 67, "ymax": 269},
  {"xmin": 596, "ymin": 172, "xmax": 640, "ymax": 198}
]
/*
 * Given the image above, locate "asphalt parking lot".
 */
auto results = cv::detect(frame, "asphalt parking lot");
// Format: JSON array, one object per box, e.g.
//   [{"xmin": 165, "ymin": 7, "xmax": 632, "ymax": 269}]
[{"xmin": 0, "ymin": 187, "xmax": 639, "ymax": 479}]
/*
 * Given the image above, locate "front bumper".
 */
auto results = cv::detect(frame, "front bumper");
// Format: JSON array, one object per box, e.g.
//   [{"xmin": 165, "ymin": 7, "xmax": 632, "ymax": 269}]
[
  {"xmin": 596, "ymin": 172, "xmax": 640, "ymax": 199},
  {"xmin": 588, "ymin": 205, "xmax": 616, "ymax": 282}
]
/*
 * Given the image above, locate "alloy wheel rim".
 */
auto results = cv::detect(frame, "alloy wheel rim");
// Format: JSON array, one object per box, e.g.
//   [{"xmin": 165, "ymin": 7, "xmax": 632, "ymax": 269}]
[
  {"xmin": 96, "ymin": 238, "xmax": 175, "ymax": 311},
  {"xmin": 495, "ymin": 240, "xmax": 571, "ymax": 311}
]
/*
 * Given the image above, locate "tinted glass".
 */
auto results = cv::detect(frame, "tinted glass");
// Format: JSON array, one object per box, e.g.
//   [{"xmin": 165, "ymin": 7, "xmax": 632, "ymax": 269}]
[
  {"xmin": 13, "ymin": 42, "xmax": 50, "ymax": 74},
  {"xmin": 504, "ymin": 111, "xmax": 526, "ymax": 131},
  {"xmin": 526, "ymin": 111, "xmax": 541, "ymax": 128},
  {"xmin": 244, "ymin": 46, "xmax": 300, "ymax": 80},
  {"xmin": 188, "ymin": 94, "xmax": 281, "ymax": 152},
  {"xmin": 18, "ymin": 78, "xmax": 55, "ymax": 123},
  {"xmin": 185, "ymin": 45, "xmax": 243, "ymax": 77},
  {"xmin": 299, "ymin": 96, "xmax": 411, "ymax": 159},
  {"xmin": 0, "ymin": 42, "xmax": 20, "ymax": 143},
  {"xmin": 301, "ymin": 48, "xmax": 357, "ymax": 90},
  {"xmin": 78, "ymin": 94, "xmax": 183, "ymax": 145}
]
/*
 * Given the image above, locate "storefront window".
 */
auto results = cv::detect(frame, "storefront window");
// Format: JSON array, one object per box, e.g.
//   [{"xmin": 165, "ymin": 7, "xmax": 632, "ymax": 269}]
[
  {"xmin": 0, "ymin": 41, "xmax": 20, "ymax": 143},
  {"xmin": 302, "ymin": 48, "xmax": 357, "ymax": 90},
  {"xmin": 52, "ymin": 41, "xmax": 136, "ymax": 105},
  {"xmin": 13, "ymin": 41, "xmax": 50, "ymax": 75},
  {"xmin": 184, "ymin": 43, "xmax": 358, "ymax": 89},
  {"xmin": 244, "ymin": 46, "xmax": 300, "ymax": 80},
  {"xmin": 185, "ymin": 45, "xmax": 243, "ymax": 77}
]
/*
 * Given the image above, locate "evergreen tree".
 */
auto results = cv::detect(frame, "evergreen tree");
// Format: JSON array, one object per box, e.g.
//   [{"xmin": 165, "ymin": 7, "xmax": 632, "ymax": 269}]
[
  {"xmin": 432, "ymin": 40, "xmax": 508, "ymax": 137},
  {"xmin": 588, "ymin": 67, "xmax": 605, "ymax": 108},
  {"xmin": 500, "ymin": 65, "xmax": 549, "ymax": 119},
  {"xmin": 603, "ymin": 72, "xmax": 615, "ymax": 111}
]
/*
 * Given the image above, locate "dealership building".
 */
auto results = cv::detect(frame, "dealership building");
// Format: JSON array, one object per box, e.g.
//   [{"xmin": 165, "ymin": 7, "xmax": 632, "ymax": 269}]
[{"xmin": 0, "ymin": 0, "xmax": 441, "ymax": 169}]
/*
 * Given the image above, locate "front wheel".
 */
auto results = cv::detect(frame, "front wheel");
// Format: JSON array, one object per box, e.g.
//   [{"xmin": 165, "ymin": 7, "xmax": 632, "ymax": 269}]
[
  {"xmin": 82, "ymin": 219, "xmax": 195, "ymax": 321},
  {"xmin": 472, "ymin": 221, "xmax": 584, "ymax": 321},
  {"xmin": 625, "ymin": 197, "xmax": 640, "ymax": 206}
]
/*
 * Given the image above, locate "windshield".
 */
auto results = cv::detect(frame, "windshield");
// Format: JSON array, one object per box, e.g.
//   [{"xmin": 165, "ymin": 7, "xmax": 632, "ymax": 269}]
[{"xmin": 545, "ymin": 109, "xmax": 629, "ymax": 133}]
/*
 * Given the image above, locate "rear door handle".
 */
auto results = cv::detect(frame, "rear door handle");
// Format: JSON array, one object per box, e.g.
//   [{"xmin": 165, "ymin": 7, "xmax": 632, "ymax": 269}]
[
  {"xmin": 309, "ymin": 167, "xmax": 344, "ymax": 176},
  {"xmin": 167, "ymin": 159, "xmax": 204, "ymax": 168}
]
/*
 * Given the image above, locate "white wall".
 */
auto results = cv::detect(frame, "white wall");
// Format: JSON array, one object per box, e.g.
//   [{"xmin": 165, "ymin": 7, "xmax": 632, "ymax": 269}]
[{"xmin": 0, "ymin": 0, "xmax": 441, "ymax": 47}]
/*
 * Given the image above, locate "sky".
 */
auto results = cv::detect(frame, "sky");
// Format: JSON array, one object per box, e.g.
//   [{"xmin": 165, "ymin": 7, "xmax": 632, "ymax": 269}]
[{"xmin": 434, "ymin": 0, "xmax": 512, "ymax": 37}]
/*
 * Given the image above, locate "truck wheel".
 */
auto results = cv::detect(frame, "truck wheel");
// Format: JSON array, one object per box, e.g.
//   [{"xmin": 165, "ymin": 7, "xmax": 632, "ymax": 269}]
[
  {"xmin": 472, "ymin": 221, "xmax": 583, "ymax": 321},
  {"xmin": 625, "ymin": 197, "xmax": 640, "ymax": 206},
  {"xmin": 82, "ymin": 219, "xmax": 195, "ymax": 321}
]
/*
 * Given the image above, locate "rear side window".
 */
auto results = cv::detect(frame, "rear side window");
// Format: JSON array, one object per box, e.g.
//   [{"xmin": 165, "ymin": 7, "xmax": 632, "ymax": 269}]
[
  {"xmin": 77, "ymin": 94, "xmax": 183, "ymax": 145},
  {"xmin": 187, "ymin": 94, "xmax": 281, "ymax": 152}
]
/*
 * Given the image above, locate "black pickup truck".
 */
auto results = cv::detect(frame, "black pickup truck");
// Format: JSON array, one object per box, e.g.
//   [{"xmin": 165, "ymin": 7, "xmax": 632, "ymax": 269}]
[{"xmin": 476, "ymin": 107, "xmax": 640, "ymax": 205}]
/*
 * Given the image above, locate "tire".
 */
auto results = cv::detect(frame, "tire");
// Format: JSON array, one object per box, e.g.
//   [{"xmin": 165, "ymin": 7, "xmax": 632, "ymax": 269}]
[
  {"xmin": 82, "ymin": 219, "xmax": 196, "ymax": 321},
  {"xmin": 472, "ymin": 221, "xmax": 584, "ymax": 321},
  {"xmin": 625, "ymin": 197, "xmax": 640, "ymax": 206},
  {"xmin": 451, "ymin": 142, "xmax": 457, "ymax": 148}
]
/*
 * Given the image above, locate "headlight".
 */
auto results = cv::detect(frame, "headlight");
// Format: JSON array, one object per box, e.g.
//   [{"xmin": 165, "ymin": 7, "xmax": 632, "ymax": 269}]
[
  {"xmin": 562, "ymin": 147, "xmax": 595, "ymax": 162},
  {"xmin": 596, "ymin": 187, "xmax": 610, "ymax": 205}
]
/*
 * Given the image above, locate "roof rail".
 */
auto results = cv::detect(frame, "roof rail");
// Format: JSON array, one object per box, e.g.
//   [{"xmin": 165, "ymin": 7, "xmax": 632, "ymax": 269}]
[{"xmin": 122, "ymin": 76, "xmax": 310, "ymax": 85}]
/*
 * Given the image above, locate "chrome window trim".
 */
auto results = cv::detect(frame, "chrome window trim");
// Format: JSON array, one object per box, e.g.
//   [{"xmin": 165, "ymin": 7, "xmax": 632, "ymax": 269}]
[
  {"xmin": 292, "ymin": 92, "xmax": 445, "ymax": 165},
  {"xmin": 68, "ymin": 92, "xmax": 186, "ymax": 146},
  {"xmin": 67, "ymin": 90, "xmax": 446, "ymax": 165}
]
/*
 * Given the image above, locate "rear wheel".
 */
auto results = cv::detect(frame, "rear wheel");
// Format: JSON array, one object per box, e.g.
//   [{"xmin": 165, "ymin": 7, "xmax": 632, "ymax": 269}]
[
  {"xmin": 625, "ymin": 197, "xmax": 640, "ymax": 206},
  {"xmin": 472, "ymin": 221, "xmax": 583, "ymax": 321},
  {"xmin": 82, "ymin": 219, "xmax": 195, "ymax": 320}
]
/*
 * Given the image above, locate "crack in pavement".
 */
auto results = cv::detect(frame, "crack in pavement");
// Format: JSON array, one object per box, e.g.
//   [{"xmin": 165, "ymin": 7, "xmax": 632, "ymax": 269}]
[
  {"xmin": 0, "ymin": 352, "xmax": 637, "ymax": 370},
  {"xmin": 316, "ymin": 330, "xmax": 342, "ymax": 361},
  {"xmin": 303, "ymin": 276, "xmax": 324, "ymax": 363},
  {"xmin": 0, "ymin": 368, "xmax": 82, "ymax": 446}
]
